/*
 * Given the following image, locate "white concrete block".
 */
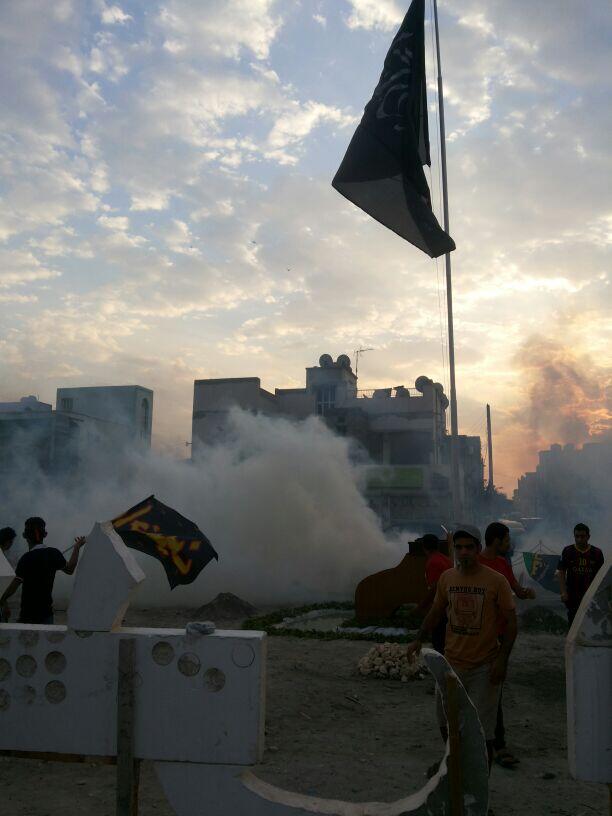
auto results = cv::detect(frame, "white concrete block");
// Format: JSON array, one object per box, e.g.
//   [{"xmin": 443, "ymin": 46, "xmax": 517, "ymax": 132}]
[
  {"xmin": 155, "ymin": 650, "xmax": 489, "ymax": 816},
  {"xmin": 67, "ymin": 521, "xmax": 145, "ymax": 632},
  {"xmin": 0, "ymin": 549, "xmax": 16, "ymax": 596},
  {"xmin": 0, "ymin": 625, "xmax": 265, "ymax": 764},
  {"xmin": 566, "ymin": 556, "xmax": 611, "ymax": 783}
]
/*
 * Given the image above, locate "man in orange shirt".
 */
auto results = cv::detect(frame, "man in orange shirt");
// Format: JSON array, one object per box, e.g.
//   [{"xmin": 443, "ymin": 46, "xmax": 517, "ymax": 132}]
[
  {"xmin": 407, "ymin": 524, "xmax": 517, "ymax": 769},
  {"xmin": 480, "ymin": 522, "xmax": 536, "ymax": 769}
]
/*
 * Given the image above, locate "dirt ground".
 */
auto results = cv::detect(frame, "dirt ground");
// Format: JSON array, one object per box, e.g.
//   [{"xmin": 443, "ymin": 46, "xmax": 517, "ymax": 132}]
[{"xmin": 0, "ymin": 606, "xmax": 607, "ymax": 816}]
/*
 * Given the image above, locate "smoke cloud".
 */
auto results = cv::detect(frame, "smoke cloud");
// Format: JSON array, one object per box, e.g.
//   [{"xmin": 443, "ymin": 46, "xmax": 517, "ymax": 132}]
[
  {"xmin": 2, "ymin": 409, "xmax": 402, "ymax": 608},
  {"xmin": 496, "ymin": 334, "xmax": 612, "ymax": 483}
]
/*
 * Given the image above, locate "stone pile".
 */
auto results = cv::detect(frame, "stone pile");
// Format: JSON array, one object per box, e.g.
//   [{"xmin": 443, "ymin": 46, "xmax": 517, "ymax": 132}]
[{"xmin": 358, "ymin": 642, "xmax": 427, "ymax": 681}]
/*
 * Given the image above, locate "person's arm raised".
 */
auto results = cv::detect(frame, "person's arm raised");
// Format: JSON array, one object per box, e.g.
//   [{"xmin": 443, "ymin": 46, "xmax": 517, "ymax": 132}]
[{"xmin": 62, "ymin": 536, "xmax": 86, "ymax": 576}]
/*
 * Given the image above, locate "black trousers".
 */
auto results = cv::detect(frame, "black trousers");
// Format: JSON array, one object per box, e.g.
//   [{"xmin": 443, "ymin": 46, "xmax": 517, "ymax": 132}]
[
  {"xmin": 494, "ymin": 687, "xmax": 505, "ymax": 751},
  {"xmin": 567, "ymin": 606, "xmax": 579, "ymax": 626}
]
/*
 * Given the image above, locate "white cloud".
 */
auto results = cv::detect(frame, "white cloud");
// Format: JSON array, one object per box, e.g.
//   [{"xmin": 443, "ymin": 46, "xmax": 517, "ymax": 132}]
[
  {"xmin": 99, "ymin": 3, "xmax": 132, "ymax": 25},
  {"xmin": 156, "ymin": 0, "xmax": 283, "ymax": 60},
  {"xmin": 344, "ymin": 0, "xmax": 403, "ymax": 31},
  {"xmin": 0, "ymin": 250, "xmax": 61, "ymax": 288},
  {"xmin": 265, "ymin": 101, "xmax": 356, "ymax": 164},
  {"xmin": 98, "ymin": 215, "xmax": 130, "ymax": 231}
]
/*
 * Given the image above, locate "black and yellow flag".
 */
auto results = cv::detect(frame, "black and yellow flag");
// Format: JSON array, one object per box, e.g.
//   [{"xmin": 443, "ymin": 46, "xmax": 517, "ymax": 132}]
[{"xmin": 112, "ymin": 495, "xmax": 218, "ymax": 589}]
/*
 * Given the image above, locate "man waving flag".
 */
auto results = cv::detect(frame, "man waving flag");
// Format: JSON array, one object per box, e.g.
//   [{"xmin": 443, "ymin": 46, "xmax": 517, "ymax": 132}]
[
  {"xmin": 332, "ymin": 0, "xmax": 454, "ymax": 258},
  {"xmin": 112, "ymin": 496, "xmax": 218, "ymax": 589}
]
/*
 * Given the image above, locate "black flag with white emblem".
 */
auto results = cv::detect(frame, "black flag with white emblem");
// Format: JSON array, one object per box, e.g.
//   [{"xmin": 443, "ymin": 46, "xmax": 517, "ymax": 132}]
[{"xmin": 332, "ymin": 0, "xmax": 455, "ymax": 258}]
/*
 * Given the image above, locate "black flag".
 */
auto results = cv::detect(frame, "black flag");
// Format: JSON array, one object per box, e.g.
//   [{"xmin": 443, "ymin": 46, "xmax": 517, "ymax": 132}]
[
  {"xmin": 332, "ymin": 0, "xmax": 455, "ymax": 258},
  {"xmin": 112, "ymin": 495, "xmax": 218, "ymax": 589}
]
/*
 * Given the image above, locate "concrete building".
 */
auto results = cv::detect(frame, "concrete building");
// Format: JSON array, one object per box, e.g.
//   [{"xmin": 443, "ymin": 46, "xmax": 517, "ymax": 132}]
[
  {"xmin": 192, "ymin": 354, "xmax": 484, "ymax": 526},
  {"xmin": 514, "ymin": 441, "xmax": 612, "ymax": 530},
  {"xmin": 56, "ymin": 385, "xmax": 153, "ymax": 447},
  {"xmin": 0, "ymin": 385, "xmax": 154, "ymax": 478}
]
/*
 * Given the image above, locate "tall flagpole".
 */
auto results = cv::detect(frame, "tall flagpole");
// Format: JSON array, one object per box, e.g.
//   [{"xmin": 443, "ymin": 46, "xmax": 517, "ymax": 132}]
[{"xmin": 432, "ymin": 0, "xmax": 462, "ymax": 521}]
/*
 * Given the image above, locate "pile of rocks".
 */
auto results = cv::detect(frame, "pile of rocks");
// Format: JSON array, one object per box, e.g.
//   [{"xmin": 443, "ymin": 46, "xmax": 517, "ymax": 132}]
[{"xmin": 358, "ymin": 642, "xmax": 427, "ymax": 681}]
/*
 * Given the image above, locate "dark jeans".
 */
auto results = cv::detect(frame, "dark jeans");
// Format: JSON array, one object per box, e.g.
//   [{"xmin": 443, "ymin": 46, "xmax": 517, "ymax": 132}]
[
  {"xmin": 431, "ymin": 614, "xmax": 447, "ymax": 654},
  {"xmin": 494, "ymin": 687, "xmax": 505, "ymax": 751}
]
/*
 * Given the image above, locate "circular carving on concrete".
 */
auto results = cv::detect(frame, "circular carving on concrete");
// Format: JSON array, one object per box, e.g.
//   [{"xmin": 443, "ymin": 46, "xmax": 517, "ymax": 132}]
[
  {"xmin": 203, "ymin": 667, "xmax": 225, "ymax": 692},
  {"xmin": 0, "ymin": 659, "xmax": 11, "ymax": 681},
  {"xmin": 45, "ymin": 681, "xmax": 66, "ymax": 704},
  {"xmin": 18, "ymin": 685, "xmax": 36, "ymax": 705},
  {"xmin": 178, "ymin": 653, "xmax": 201, "ymax": 677},
  {"xmin": 45, "ymin": 651, "xmax": 67, "ymax": 675},
  {"xmin": 0, "ymin": 689, "xmax": 10, "ymax": 711},
  {"xmin": 231, "ymin": 643, "xmax": 255, "ymax": 668},
  {"xmin": 75, "ymin": 630, "xmax": 94, "ymax": 638},
  {"xmin": 0, "ymin": 634, "xmax": 11, "ymax": 649},
  {"xmin": 0, "ymin": 658, "xmax": 11, "ymax": 681},
  {"xmin": 19, "ymin": 631, "xmax": 39, "ymax": 648},
  {"xmin": 46, "ymin": 631, "xmax": 66, "ymax": 644},
  {"xmin": 152, "ymin": 641, "xmax": 175, "ymax": 666},
  {"xmin": 16, "ymin": 655, "xmax": 37, "ymax": 678}
]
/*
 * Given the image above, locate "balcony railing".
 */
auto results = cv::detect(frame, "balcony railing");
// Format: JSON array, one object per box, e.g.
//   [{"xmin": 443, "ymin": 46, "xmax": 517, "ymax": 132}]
[{"xmin": 355, "ymin": 387, "xmax": 422, "ymax": 399}]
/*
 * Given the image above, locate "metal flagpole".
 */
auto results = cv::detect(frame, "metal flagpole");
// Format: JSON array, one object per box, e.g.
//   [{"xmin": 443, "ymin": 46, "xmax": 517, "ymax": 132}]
[{"xmin": 432, "ymin": 0, "xmax": 462, "ymax": 521}]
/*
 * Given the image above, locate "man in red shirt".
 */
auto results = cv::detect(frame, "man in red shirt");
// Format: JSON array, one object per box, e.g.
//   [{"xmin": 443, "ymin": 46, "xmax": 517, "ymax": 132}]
[
  {"xmin": 480, "ymin": 521, "xmax": 536, "ymax": 769},
  {"xmin": 417, "ymin": 534, "xmax": 452, "ymax": 653}
]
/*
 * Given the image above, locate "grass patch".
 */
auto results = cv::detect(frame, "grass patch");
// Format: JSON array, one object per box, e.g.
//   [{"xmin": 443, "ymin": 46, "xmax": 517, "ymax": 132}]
[{"xmin": 243, "ymin": 601, "xmax": 417, "ymax": 643}]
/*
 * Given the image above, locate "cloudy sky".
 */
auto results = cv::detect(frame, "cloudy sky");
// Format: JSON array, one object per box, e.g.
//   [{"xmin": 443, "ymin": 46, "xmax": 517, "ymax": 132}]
[{"xmin": 0, "ymin": 0, "xmax": 610, "ymax": 492}]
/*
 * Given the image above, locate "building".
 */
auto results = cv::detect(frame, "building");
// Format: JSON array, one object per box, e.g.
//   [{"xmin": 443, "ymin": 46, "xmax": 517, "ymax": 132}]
[
  {"xmin": 0, "ymin": 385, "xmax": 153, "ymax": 478},
  {"xmin": 192, "ymin": 354, "xmax": 484, "ymax": 526},
  {"xmin": 56, "ymin": 385, "xmax": 153, "ymax": 447},
  {"xmin": 514, "ymin": 441, "xmax": 612, "ymax": 530}
]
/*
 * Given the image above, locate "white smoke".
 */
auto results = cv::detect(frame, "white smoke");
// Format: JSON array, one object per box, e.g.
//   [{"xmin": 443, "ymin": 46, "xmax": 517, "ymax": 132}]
[{"xmin": 3, "ymin": 409, "xmax": 403, "ymax": 608}]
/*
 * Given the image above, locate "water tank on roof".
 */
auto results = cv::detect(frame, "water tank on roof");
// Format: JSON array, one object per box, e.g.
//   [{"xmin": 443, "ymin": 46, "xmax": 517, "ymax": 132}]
[
  {"xmin": 336, "ymin": 354, "xmax": 352, "ymax": 369},
  {"xmin": 319, "ymin": 354, "xmax": 333, "ymax": 368}
]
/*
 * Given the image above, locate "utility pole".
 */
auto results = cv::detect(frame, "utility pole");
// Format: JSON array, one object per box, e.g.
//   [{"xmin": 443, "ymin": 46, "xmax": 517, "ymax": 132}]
[
  {"xmin": 486, "ymin": 404, "xmax": 494, "ymax": 493},
  {"xmin": 433, "ymin": 0, "xmax": 462, "ymax": 521}
]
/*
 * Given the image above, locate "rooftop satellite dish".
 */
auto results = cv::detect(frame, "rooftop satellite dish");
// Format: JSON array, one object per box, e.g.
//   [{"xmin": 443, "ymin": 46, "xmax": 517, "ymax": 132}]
[
  {"xmin": 415, "ymin": 375, "xmax": 432, "ymax": 393},
  {"xmin": 319, "ymin": 354, "xmax": 333, "ymax": 368}
]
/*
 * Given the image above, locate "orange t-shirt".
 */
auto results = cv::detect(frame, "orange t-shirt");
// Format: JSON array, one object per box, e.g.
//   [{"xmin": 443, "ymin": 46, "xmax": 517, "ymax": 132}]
[{"xmin": 433, "ymin": 565, "xmax": 515, "ymax": 671}]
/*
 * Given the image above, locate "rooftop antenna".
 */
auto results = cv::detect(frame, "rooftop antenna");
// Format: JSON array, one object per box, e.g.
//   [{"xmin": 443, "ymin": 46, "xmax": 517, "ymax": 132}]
[{"xmin": 354, "ymin": 347, "xmax": 374, "ymax": 379}]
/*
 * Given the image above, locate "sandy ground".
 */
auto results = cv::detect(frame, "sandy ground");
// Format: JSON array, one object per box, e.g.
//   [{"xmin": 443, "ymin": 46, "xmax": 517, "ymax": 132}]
[{"xmin": 0, "ymin": 606, "xmax": 607, "ymax": 816}]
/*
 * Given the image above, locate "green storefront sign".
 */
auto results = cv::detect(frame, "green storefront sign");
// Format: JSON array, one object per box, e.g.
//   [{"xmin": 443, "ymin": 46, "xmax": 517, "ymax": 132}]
[{"xmin": 366, "ymin": 466, "xmax": 424, "ymax": 490}]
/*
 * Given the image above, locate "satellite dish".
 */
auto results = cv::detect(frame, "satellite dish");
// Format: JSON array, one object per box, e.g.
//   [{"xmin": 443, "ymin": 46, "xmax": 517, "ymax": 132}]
[
  {"xmin": 336, "ymin": 354, "xmax": 351, "ymax": 369},
  {"xmin": 415, "ymin": 375, "xmax": 431, "ymax": 393},
  {"xmin": 319, "ymin": 354, "xmax": 333, "ymax": 368}
]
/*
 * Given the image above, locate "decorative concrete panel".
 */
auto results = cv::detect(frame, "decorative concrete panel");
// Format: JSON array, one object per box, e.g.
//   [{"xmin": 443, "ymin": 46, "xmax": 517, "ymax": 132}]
[
  {"xmin": 0, "ymin": 549, "xmax": 15, "ymax": 596},
  {"xmin": 67, "ymin": 522, "xmax": 145, "ymax": 632},
  {"xmin": 155, "ymin": 649, "xmax": 489, "ymax": 816},
  {"xmin": 566, "ymin": 556, "xmax": 611, "ymax": 784},
  {"xmin": 0, "ymin": 624, "xmax": 265, "ymax": 765}
]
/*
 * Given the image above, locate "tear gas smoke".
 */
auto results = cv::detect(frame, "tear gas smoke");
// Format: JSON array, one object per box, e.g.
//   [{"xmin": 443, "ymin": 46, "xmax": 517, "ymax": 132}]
[
  {"xmin": 2, "ymin": 409, "xmax": 404, "ymax": 607},
  {"xmin": 496, "ymin": 335, "xmax": 612, "ymax": 485}
]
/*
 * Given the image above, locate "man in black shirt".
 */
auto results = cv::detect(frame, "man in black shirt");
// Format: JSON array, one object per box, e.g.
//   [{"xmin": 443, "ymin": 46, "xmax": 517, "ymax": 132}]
[
  {"xmin": 0, "ymin": 517, "xmax": 86, "ymax": 624},
  {"xmin": 558, "ymin": 522, "xmax": 604, "ymax": 626}
]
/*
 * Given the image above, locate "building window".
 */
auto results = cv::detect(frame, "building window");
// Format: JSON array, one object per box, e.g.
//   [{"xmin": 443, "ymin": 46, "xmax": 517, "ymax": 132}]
[
  {"xmin": 61, "ymin": 398, "xmax": 73, "ymax": 411},
  {"xmin": 315, "ymin": 385, "xmax": 336, "ymax": 415},
  {"xmin": 141, "ymin": 398, "xmax": 149, "ymax": 437}
]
